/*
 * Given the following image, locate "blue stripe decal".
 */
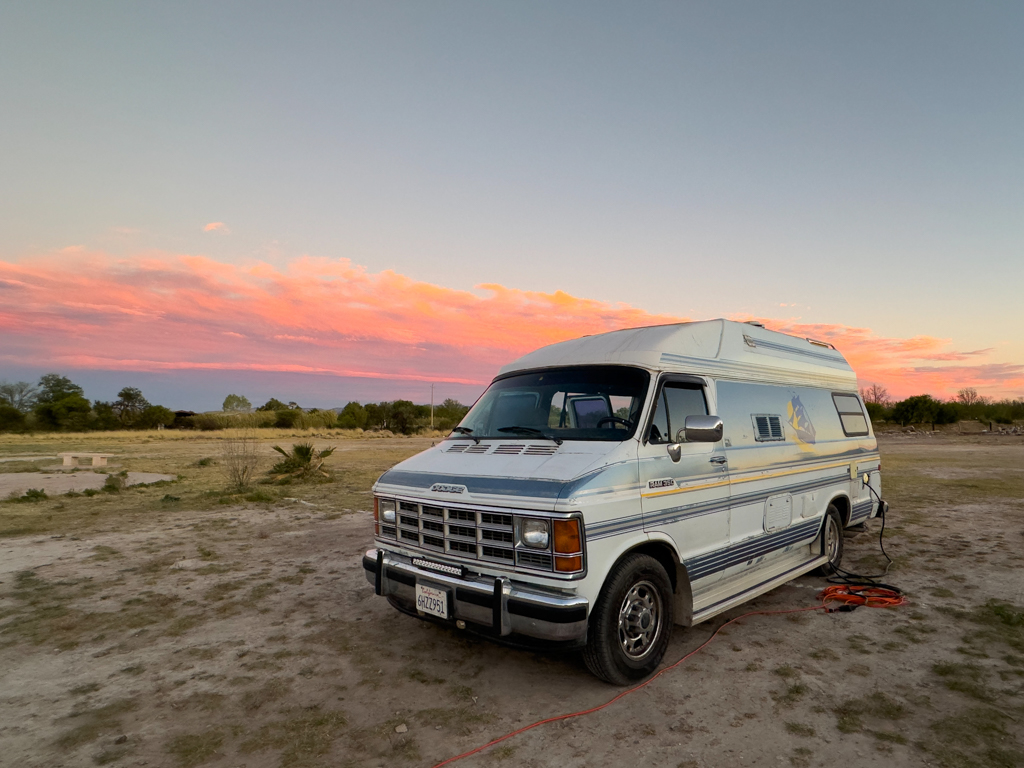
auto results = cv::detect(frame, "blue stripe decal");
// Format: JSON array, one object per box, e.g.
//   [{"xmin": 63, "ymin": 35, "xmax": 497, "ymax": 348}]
[
  {"xmin": 589, "ymin": 473, "xmax": 848, "ymax": 541},
  {"xmin": 378, "ymin": 470, "xmax": 566, "ymax": 499},
  {"xmin": 686, "ymin": 519, "xmax": 820, "ymax": 580}
]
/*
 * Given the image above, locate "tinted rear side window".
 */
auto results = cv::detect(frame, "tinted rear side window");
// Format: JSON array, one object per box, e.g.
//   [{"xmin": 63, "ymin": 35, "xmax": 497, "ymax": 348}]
[{"xmin": 833, "ymin": 393, "xmax": 869, "ymax": 436}]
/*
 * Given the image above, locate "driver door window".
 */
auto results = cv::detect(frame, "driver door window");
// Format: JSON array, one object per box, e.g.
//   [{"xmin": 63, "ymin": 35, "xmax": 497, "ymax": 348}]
[{"xmin": 648, "ymin": 384, "xmax": 708, "ymax": 444}]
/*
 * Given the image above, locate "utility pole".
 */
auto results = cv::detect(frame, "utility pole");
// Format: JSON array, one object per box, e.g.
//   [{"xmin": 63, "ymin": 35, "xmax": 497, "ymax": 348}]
[{"xmin": 430, "ymin": 383, "xmax": 434, "ymax": 430}]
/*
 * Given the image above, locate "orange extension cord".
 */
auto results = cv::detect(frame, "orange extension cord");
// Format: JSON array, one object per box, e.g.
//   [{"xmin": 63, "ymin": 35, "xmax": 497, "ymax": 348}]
[{"xmin": 429, "ymin": 586, "xmax": 905, "ymax": 768}]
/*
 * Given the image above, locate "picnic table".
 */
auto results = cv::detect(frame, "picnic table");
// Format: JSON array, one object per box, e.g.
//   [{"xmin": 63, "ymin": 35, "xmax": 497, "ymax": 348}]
[{"xmin": 58, "ymin": 452, "xmax": 116, "ymax": 467}]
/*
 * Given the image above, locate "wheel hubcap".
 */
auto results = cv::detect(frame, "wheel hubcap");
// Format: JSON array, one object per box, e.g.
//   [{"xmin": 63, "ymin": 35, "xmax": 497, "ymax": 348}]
[
  {"xmin": 618, "ymin": 580, "xmax": 663, "ymax": 659},
  {"xmin": 826, "ymin": 518, "xmax": 839, "ymax": 564}
]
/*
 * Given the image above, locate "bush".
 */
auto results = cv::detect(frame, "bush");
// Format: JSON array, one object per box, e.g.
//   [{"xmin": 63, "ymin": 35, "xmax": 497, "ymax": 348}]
[
  {"xmin": 270, "ymin": 442, "xmax": 335, "ymax": 479},
  {"xmin": 103, "ymin": 475, "xmax": 125, "ymax": 493},
  {"xmin": 223, "ymin": 432, "xmax": 261, "ymax": 489},
  {"xmin": 0, "ymin": 404, "xmax": 26, "ymax": 433}
]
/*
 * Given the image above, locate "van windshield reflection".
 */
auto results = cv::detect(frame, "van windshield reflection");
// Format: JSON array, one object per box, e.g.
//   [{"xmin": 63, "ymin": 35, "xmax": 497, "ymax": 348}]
[{"xmin": 453, "ymin": 366, "xmax": 650, "ymax": 442}]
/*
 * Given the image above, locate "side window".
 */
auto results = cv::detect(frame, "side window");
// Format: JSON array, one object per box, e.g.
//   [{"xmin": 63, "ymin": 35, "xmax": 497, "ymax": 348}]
[
  {"xmin": 833, "ymin": 393, "xmax": 869, "ymax": 437},
  {"xmin": 649, "ymin": 384, "xmax": 708, "ymax": 444}
]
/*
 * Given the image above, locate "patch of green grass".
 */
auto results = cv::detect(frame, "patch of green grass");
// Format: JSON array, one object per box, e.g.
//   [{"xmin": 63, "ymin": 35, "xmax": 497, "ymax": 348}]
[
  {"xmin": 808, "ymin": 647, "xmax": 839, "ymax": 661},
  {"xmin": 921, "ymin": 707, "xmax": 1024, "ymax": 768},
  {"xmin": 70, "ymin": 682, "xmax": 102, "ymax": 696},
  {"xmin": 847, "ymin": 634, "xmax": 875, "ymax": 654},
  {"xmin": 406, "ymin": 667, "xmax": 446, "ymax": 685},
  {"xmin": 202, "ymin": 580, "xmax": 246, "ymax": 602},
  {"xmin": 165, "ymin": 730, "xmax": 224, "ymax": 768},
  {"xmin": 56, "ymin": 698, "xmax": 137, "ymax": 750},
  {"xmin": 772, "ymin": 683, "xmax": 808, "ymax": 706},
  {"xmin": 785, "ymin": 722, "xmax": 815, "ymax": 737},
  {"xmin": 239, "ymin": 710, "xmax": 347, "ymax": 766},
  {"xmin": 773, "ymin": 664, "xmax": 799, "ymax": 679},
  {"xmin": 872, "ymin": 730, "xmax": 907, "ymax": 744},
  {"xmin": 930, "ymin": 587, "xmax": 956, "ymax": 598},
  {"xmin": 494, "ymin": 744, "xmax": 518, "ymax": 760},
  {"xmin": 90, "ymin": 545, "xmax": 121, "ymax": 561},
  {"xmin": 240, "ymin": 678, "xmax": 290, "ymax": 711},
  {"xmin": 5, "ymin": 488, "xmax": 48, "ymax": 503},
  {"xmin": 932, "ymin": 661, "xmax": 995, "ymax": 701},
  {"xmin": 833, "ymin": 692, "xmax": 908, "ymax": 734}
]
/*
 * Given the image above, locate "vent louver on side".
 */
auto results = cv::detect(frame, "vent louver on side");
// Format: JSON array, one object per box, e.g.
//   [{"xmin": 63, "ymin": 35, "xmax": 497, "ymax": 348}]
[
  {"xmin": 446, "ymin": 444, "xmax": 468, "ymax": 453},
  {"xmin": 464, "ymin": 444, "xmax": 490, "ymax": 454},
  {"xmin": 752, "ymin": 414, "xmax": 785, "ymax": 442}
]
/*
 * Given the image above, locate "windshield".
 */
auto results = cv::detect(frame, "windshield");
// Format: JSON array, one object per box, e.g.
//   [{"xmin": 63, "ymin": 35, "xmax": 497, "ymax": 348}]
[{"xmin": 455, "ymin": 366, "xmax": 650, "ymax": 442}]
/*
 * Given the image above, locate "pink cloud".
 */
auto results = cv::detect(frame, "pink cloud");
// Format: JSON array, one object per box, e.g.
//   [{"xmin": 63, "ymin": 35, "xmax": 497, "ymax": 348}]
[
  {"xmin": 0, "ymin": 251, "xmax": 1020, "ymax": 401},
  {"xmin": 203, "ymin": 222, "xmax": 230, "ymax": 233}
]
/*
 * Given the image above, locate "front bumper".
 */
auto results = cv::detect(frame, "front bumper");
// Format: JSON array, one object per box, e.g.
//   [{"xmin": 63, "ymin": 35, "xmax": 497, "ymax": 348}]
[{"xmin": 362, "ymin": 548, "xmax": 589, "ymax": 644}]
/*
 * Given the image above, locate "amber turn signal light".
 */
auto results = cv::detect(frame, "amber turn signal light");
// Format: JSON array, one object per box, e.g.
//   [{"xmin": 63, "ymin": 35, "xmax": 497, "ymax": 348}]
[
  {"xmin": 553, "ymin": 519, "xmax": 581, "ymax": 555},
  {"xmin": 554, "ymin": 555, "xmax": 583, "ymax": 572},
  {"xmin": 373, "ymin": 497, "xmax": 379, "ymax": 521}
]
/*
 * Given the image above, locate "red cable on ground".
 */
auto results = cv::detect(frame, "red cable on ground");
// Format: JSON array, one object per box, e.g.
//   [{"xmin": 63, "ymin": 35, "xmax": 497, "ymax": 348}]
[{"xmin": 430, "ymin": 589, "xmax": 907, "ymax": 768}]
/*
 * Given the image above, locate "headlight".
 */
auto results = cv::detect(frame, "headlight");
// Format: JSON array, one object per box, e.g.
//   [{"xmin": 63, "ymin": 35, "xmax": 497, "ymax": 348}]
[
  {"xmin": 520, "ymin": 518, "xmax": 550, "ymax": 549},
  {"xmin": 379, "ymin": 499, "xmax": 396, "ymax": 523}
]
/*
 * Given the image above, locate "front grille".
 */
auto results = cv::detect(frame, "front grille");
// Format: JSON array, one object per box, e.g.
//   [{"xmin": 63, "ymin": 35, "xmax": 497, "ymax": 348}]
[
  {"xmin": 517, "ymin": 550, "xmax": 553, "ymax": 569},
  {"xmin": 388, "ymin": 500, "xmax": 516, "ymax": 565},
  {"xmin": 381, "ymin": 500, "xmax": 574, "ymax": 574}
]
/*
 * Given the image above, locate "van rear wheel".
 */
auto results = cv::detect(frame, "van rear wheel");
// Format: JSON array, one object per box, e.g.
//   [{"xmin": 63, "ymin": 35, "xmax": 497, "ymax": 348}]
[
  {"xmin": 583, "ymin": 553, "xmax": 674, "ymax": 685},
  {"xmin": 814, "ymin": 505, "xmax": 844, "ymax": 576}
]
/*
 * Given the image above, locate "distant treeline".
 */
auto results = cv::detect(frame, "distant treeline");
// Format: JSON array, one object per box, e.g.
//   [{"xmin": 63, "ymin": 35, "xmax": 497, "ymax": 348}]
[
  {"xmin": 0, "ymin": 374, "xmax": 470, "ymax": 434},
  {"xmin": 862, "ymin": 386, "xmax": 1024, "ymax": 427}
]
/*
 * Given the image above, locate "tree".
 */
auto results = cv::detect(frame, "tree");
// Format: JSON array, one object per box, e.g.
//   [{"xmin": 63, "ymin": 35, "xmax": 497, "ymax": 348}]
[
  {"xmin": 435, "ymin": 398, "xmax": 470, "ymax": 430},
  {"xmin": 0, "ymin": 381, "xmax": 39, "ymax": 412},
  {"xmin": 956, "ymin": 388, "xmax": 987, "ymax": 407},
  {"xmin": 337, "ymin": 401, "xmax": 368, "ymax": 430},
  {"xmin": 114, "ymin": 386, "xmax": 151, "ymax": 427},
  {"xmin": 137, "ymin": 405, "xmax": 175, "ymax": 429},
  {"xmin": 256, "ymin": 398, "xmax": 288, "ymax": 412},
  {"xmin": 91, "ymin": 401, "xmax": 121, "ymax": 430},
  {"xmin": 34, "ymin": 393, "xmax": 92, "ymax": 431},
  {"xmin": 0, "ymin": 404, "xmax": 26, "ymax": 432},
  {"xmin": 36, "ymin": 373, "xmax": 84, "ymax": 404},
  {"xmin": 860, "ymin": 384, "xmax": 891, "ymax": 407},
  {"xmin": 222, "ymin": 394, "xmax": 252, "ymax": 412}
]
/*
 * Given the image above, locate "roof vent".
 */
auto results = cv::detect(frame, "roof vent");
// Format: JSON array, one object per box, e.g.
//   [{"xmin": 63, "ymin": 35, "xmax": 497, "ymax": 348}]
[{"xmin": 745, "ymin": 321, "xmax": 765, "ymax": 328}]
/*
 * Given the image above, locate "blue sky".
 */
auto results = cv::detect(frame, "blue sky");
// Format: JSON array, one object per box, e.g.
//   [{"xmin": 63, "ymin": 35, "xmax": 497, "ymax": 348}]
[{"xmin": 1, "ymin": 2, "xmax": 1022, "ymax": 409}]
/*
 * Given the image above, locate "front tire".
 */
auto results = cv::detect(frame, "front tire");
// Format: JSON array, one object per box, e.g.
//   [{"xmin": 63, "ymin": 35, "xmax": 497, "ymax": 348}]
[
  {"xmin": 814, "ymin": 505, "xmax": 844, "ymax": 576},
  {"xmin": 583, "ymin": 553, "xmax": 674, "ymax": 685}
]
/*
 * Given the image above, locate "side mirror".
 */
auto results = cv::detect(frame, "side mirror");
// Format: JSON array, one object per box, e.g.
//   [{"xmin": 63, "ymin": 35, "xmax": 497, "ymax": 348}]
[{"xmin": 684, "ymin": 415, "xmax": 724, "ymax": 443}]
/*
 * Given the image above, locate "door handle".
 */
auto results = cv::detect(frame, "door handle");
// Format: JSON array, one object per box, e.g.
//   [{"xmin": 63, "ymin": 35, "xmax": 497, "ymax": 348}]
[{"xmin": 709, "ymin": 456, "xmax": 727, "ymax": 465}]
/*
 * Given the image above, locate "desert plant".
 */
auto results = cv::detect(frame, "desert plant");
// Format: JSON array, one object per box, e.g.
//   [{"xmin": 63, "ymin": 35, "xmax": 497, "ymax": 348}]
[
  {"xmin": 270, "ymin": 442, "xmax": 335, "ymax": 479},
  {"xmin": 223, "ymin": 430, "xmax": 262, "ymax": 489}
]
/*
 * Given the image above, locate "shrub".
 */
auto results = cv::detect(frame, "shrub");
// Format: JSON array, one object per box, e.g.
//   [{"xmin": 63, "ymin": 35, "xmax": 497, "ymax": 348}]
[
  {"xmin": 0, "ymin": 404, "xmax": 26, "ymax": 432},
  {"xmin": 223, "ymin": 431, "xmax": 261, "ymax": 489},
  {"xmin": 270, "ymin": 442, "xmax": 335, "ymax": 479}
]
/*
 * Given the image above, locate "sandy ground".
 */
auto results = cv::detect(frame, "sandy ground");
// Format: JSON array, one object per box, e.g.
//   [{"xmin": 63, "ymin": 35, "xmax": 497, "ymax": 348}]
[
  {"xmin": 0, "ymin": 436, "xmax": 1022, "ymax": 768},
  {"xmin": 1, "ymin": 472, "xmax": 176, "ymax": 497}
]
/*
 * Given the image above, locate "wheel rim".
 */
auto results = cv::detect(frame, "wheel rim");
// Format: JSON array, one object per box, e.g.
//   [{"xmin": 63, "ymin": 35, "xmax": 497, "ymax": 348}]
[
  {"xmin": 825, "ymin": 516, "xmax": 840, "ymax": 565},
  {"xmin": 617, "ymin": 580, "xmax": 663, "ymax": 660}
]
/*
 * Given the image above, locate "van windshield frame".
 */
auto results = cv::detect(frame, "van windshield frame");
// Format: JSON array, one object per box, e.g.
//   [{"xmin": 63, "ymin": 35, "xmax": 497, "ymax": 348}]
[{"xmin": 453, "ymin": 366, "xmax": 651, "ymax": 443}]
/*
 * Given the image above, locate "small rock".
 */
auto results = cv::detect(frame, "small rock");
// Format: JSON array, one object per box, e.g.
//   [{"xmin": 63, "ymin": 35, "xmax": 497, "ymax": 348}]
[
  {"xmin": 435, "ymin": 726, "xmax": 442, "ymax": 730},
  {"xmin": 115, "ymin": 735, "xmax": 128, "ymax": 744},
  {"xmin": 395, "ymin": 724, "xmax": 408, "ymax": 734}
]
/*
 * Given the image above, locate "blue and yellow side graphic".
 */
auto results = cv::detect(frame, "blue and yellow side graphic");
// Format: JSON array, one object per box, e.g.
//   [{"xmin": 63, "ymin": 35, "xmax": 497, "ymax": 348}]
[{"xmin": 787, "ymin": 395, "xmax": 816, "ymax": 449}]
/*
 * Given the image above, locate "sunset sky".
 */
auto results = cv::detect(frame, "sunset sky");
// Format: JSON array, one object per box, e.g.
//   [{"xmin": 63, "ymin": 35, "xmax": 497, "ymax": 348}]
[{"xmin": 2, "ymin": 3, "xmax": 1022, "ymax": 410}]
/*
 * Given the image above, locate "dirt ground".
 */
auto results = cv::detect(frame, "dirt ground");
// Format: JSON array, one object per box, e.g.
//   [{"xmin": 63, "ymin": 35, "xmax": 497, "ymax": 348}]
[{"xmin": 0, "ymin": 432, "xmax": 1022, "ymax": 768}]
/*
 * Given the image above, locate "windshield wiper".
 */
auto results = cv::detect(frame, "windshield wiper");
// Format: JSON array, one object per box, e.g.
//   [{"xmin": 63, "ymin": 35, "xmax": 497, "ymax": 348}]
[
  {"xmin": 497, "ymin": 426, "xmax": 563, "ymax": 445},
  {"xmin": 450, "ymin": 426, "xmax": 480, "ymax": 444}
]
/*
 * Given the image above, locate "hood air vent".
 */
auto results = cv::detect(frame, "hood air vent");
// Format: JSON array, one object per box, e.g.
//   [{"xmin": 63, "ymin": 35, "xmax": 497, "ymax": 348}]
[
  {"xmin": 493, "ymin": 444, "xmax": 526, "ymax": 455},
  {"xmin": 445, "ymin": 443, "xmax": 558, "ymax": 455}
]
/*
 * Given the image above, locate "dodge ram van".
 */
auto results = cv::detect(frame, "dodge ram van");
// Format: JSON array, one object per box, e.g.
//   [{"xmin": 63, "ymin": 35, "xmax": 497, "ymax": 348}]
[{"xmin": 363, "ymin": 319, "xmax": 881, "ymax": 684}]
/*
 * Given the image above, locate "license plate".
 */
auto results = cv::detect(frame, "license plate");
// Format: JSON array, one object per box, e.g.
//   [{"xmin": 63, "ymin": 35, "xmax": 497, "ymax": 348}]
[{"xmin": 415, "ymin": 583, "xmax": 449, "ymax": 619}]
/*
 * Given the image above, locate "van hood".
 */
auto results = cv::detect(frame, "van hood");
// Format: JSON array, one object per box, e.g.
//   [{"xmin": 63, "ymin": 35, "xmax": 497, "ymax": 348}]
[{"xmin": 374, "ymin": 439, "xmax": 638, "ymax": 509}]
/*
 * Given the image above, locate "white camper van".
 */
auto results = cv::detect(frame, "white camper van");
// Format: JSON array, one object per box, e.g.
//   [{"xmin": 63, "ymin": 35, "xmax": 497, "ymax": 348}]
[{"xmin": 363, "ymin": 320, "xmax": 882, "ymax": 684}]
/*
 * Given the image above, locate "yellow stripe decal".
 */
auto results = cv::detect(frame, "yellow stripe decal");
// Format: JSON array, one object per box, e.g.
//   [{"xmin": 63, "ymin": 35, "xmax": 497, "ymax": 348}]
[{"xmin": 641, "ymin": 457, "xmax": 876, "ymax": 499}]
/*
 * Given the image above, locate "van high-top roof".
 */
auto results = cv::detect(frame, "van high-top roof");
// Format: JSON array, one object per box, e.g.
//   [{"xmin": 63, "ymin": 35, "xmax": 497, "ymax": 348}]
[{"xmin": 498, "ymin": 319, "xmax": 858, "ymax": 391}]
